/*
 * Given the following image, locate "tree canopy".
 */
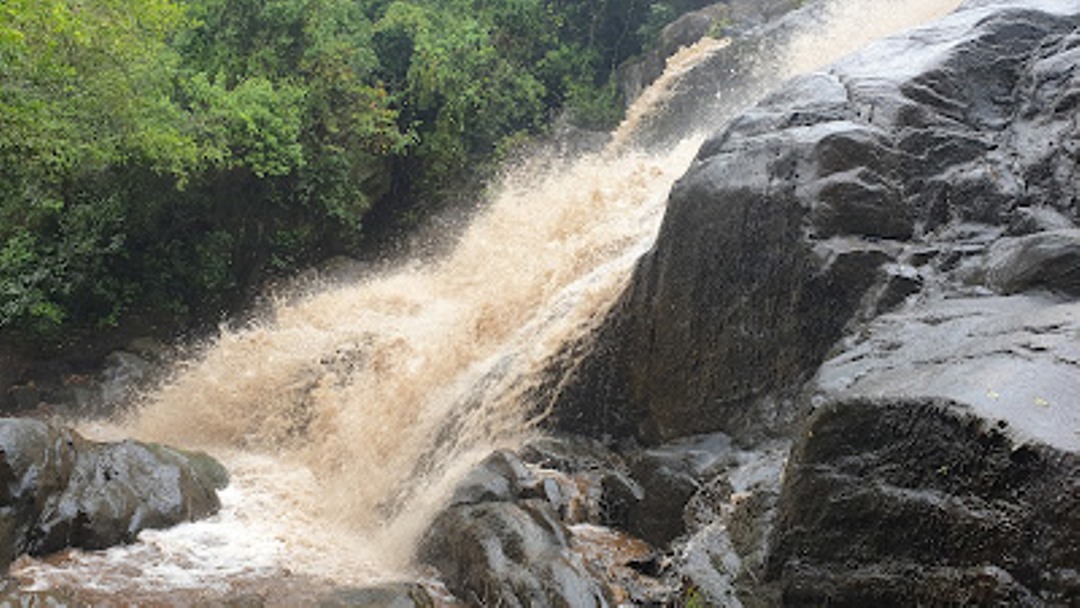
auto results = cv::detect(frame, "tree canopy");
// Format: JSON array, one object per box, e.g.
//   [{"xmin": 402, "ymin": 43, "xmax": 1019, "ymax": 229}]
[{"xmin": 0, "ymin": 0, "xmax": 707, "ymax": 351}]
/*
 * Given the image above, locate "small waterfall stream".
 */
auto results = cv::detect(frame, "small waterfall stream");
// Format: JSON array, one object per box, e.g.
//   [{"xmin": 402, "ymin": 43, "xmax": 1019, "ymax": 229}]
[{"xmin": 10, "ymin": 0, "xmax": 962, "ymax": 603}]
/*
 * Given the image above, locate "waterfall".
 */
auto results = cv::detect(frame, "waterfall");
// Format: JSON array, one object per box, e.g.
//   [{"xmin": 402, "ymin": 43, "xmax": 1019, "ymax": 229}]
[{"xmin": 11, "ymin": 0, "xmax": 962, "ymax": 601}]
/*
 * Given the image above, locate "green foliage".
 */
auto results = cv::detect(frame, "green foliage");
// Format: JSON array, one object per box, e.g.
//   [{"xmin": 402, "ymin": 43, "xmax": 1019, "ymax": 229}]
[
  {"xmin": 566, "ymin": 78, "xmax": 624, "ymax": 131},
  {"xmin": 181, "ymin": 73, "xmax": 306, "ymax": 177},
  {"xmin": 0, "ymin": 0, "xmax": 696, "ymax": 351}
]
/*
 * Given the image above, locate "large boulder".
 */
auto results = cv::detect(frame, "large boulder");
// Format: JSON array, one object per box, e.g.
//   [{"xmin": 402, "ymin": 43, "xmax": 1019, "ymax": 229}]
[
  {"xmin": 418, "ymin": 439, "xmax": 694, "ymax": 606},
  {"xmin": 417, "ymin": 448, "xmax": 613, "ymax": 608},
  {"xmin": 419, "ymin": 500, "xmax": 610, "ymax": 608},
  {"xmin": 0, "ymin": 418, "xmax": 227, "ymax": 568},
  {"xmin": 772, "ymin": 287, "xmax": 1080, "ymax": 603},
  {"xmin": 548, "ymin": 0, "xmax": 1080, "ymax": 446}
]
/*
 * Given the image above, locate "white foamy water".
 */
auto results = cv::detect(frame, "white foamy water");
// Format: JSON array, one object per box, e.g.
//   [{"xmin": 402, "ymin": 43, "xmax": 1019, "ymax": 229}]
[{"xmin": 11, "ymin": 0, "xmax": 963, "ymax": 601}]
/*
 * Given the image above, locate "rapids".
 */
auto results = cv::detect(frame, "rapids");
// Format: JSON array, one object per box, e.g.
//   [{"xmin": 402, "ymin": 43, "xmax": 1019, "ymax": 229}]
[{"xmin": 10, "ymin": 0, "xmax": 962, "ymax": 602}]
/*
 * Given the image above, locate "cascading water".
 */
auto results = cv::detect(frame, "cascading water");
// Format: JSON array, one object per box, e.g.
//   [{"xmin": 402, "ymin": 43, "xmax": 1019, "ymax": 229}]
[{"xmin": 11, "ymin": 0, "xmax": 961, "ymax": 603}]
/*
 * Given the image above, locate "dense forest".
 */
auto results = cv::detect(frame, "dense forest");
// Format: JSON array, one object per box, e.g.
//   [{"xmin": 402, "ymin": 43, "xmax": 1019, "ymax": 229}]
[{"xmin": 0, "ymin": 0, "xmax": 711, "ymax": 353}]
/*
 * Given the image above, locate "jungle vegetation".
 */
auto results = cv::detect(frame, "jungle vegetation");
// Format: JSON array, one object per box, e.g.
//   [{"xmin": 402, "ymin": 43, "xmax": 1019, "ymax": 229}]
[{"xmin": 0, "ymin": 0, "xmax": 710, "ymax": 352}]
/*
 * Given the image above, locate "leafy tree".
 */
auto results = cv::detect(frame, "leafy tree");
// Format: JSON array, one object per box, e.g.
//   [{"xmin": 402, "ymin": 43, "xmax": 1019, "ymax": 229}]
[{"xmin": 0, "ymin": 0, "xmax": 701, "ymax": 352}]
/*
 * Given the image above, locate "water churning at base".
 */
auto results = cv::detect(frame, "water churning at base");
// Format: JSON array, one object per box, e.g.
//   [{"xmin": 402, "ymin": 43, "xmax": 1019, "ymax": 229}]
[
  {"xmin": 129, "ymin": 135, "xmax": 705, "ymax": 577},
  {"xmin": 14, "ymin": 0, "xmax": 962, "ymax": 596}
]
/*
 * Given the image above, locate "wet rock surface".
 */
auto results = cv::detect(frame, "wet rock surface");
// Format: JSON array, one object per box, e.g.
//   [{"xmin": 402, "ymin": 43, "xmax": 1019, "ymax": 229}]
[
  {"xmin": 419, "ymin": 433, "xmax": 791, "ymax": 607},
  {"xmin": 418, "ymin": 445, "xmax": 616, "ymax": 608},
  {"xmin": 537, "ymin": 0, "xmax": 1080, "ymax": 605},
  {"xmin": 772, "ymin": 397, "xmax": 1079, "ymax": 605},
  {"xmin": 551, "ymin": 0, "xmax": 1080, "ymax": 444},
  {"xmin": 0, "ymin": 418, "xmax": 227, "ymax": 569}
]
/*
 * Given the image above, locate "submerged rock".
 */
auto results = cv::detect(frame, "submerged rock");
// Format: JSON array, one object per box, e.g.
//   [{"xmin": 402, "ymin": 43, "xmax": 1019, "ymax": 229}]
[{"xmin": 0, "ymin": 418, "xmax": 227, "ymax": 569}]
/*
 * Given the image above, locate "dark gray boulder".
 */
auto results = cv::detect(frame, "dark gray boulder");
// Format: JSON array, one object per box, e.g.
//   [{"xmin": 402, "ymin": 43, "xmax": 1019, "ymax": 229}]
[
  {"xmin": 624, "ymin": 433, "xmax": 735, "ymax": 546},
  {"xmin": 814, "ymin": 293, "xmax": 1080, "ymax": 452},
  {"xmin": 0, "ymin": 418, "xmax": 227, "ymax": 568},
  {"xmin": 770, "ymin": 397, "xmax": 1079, "ymax": 605},
  {"xmin": 986, "ymin": 229, "xmax": 1080, "ymax": 296},
  {"xmin": 787, "ymin": 289, "xmax": 1079, "ymax": 603},
  {"xmin": 448, "ymin": 449, "xmax": 537, "ymax": 506},
  {"xmin": 418, "ymin": 500, "xmax": 610, "ymax": 608},
  {"xmin": 418, "ymin": 437, "xmax": 700, "ymax": 606}
]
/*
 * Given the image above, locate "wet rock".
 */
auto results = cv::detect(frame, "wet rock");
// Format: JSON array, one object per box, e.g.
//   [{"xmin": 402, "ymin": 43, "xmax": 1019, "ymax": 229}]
[
  {"xmin": 665, "ymin": 442, "xmax": 787, "ymax": 607},
  {"xmin": 418, "ymin": 500, "xmax": 610, "ymax": 608},
  {"xmin": 769, "ymin": 397, "xmax": 1079, "ymax": 605},
  {"xmin": 626, "ymin": 460, "xmax": 698, "ymax": 547},
  {"xmin": 318, "ymin": 583, "xmax": 434, "ymax": 608},
  {"xmin": 986, "ymin": 229, "xmax": 1080, "ymax": 296},
  {"xmin": 518, "ymin": 435, "xmax": 643, "ymax": 527},
  {"xmin": 0, "ymin": 418, "xmax": 227, "ymax": 568},
  {"xmin": 815, "ymin": 293, "xmax": 1080, "ymax": 451},
  {"xmin": 1006, "ymin": 206, "xmax": 1075, "ymax": 236},
  {"xmin": 869, "ymin": 262, "xmax": 923, "ymax": 315},
  {"xmin": 420, "ymin": 440, "xmax": 696, "ymax": 605},
  {"xmin": 549, "ymin": 0, "xmax": 1080, "ymax": 446},
  {"xmin": 624, "ymin": 433, "xmax": 735, "ymax": 546},
  {"xmin": 448, "ymin": 449, "xmax": 535, "ymax": 506}
]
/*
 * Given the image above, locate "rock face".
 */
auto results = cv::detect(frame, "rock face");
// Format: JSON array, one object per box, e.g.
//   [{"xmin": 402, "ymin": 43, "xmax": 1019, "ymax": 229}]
[
  {"xmin": 550, "ymin": 0, "xmax": 1080, "ymax": 445},
  {"xmin": 539, "ymin": 0, "xmax": 1080, "ymax": 604},
  {"xmin": 771, "ymin": 397, "xmax": 1079, "ymax": 605},
  {"xmin": 617, "ymin": 0, "xmax": 803, "ymax": 107},
  {"xmin": 0, "ymin": 418, "xmax": 227, "ymax": 568}
]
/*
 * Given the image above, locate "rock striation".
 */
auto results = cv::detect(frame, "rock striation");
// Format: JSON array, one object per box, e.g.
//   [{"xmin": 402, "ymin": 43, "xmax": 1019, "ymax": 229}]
[{"xmin": 0, "ymin": 418, "xmax": 227, "ymax": 569}]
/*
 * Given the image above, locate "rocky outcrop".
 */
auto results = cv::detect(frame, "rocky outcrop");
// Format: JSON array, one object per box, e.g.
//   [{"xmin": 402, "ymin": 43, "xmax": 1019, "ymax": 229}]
[
  {"xmin": 540, "ymin": 0, "xmax": 1080, "ymax": 604},
  {"xmin": 771, "ymin": 397, "xmax": 1079, "ymax": 605},
  {"xmin": 618, "ymin": 0, "xmax": 803, "ymax": 107},
  {"xmin": 418, "ymin": 434, "xmax": 796, "ymax": 606},
  {"xmin": 550, "ymin": 0, "xmax": 1080, "ymax": 444},
  {"xmin": 417, "ymin": 449, "xmax": 614, "ymax": 607},
  {"xmin": 0, "ymin": 418, "xmax": 227, "ymax": 568},
  {"xmin": 418, "ymin": 442, "xmax": 690, "ymax": 606}
]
